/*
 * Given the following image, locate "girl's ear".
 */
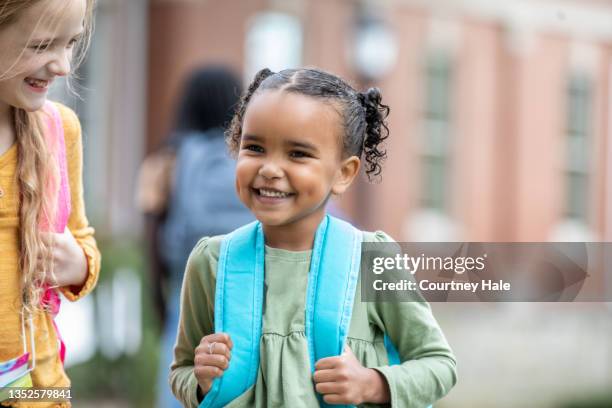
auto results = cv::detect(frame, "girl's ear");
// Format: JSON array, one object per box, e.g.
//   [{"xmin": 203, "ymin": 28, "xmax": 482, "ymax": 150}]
[{"xmin": 331, "ymin": 156, "xmax": 360, "ymax": 195}]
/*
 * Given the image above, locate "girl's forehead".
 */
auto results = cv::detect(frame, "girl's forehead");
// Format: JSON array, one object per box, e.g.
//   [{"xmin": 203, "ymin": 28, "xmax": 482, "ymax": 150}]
[
  {"xmin": 247, "ymin": 90, "xmax": 342, "ymax": 125},
  {"xmin": 11, "ymin": 0, "xmax": 85, "ymax": 41},
  {"xmin": 243, "ymin": 89, "xmax": 345, "ymax": 152}
]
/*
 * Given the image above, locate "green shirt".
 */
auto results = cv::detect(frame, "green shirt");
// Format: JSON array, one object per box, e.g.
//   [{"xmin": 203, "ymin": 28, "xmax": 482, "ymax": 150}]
[{"xmin": 170, "ymin": 231, "xmax": 457, "ymax": 407}]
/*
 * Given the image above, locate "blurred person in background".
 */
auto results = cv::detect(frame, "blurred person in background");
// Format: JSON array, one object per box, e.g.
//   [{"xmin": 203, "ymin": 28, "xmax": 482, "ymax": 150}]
[
  {"xmin": 0, "ymin": 0, "xmax": 100, "ymax": 406},
  {"xmin": 136, "ymin": 65, "xmax": 253, "ymax": 408}
]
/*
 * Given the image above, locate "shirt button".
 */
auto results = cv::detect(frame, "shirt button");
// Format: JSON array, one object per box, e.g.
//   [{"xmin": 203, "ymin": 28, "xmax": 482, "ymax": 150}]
[{"xmin": 0, "ymin": 187, "xmax": 4, "ymax": 197}]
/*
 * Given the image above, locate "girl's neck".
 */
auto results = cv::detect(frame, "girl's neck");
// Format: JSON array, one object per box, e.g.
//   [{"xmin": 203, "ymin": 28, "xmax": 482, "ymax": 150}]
[{"xmin": 262, "ymin": 211, "xmax": 326, "ymax": 251}]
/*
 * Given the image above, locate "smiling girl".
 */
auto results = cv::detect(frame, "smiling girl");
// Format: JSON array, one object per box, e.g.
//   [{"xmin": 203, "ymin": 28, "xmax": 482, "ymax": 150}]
[
  {"xmin": 170, "ymin": 68, "xmax": 457, "ymax": 408},
  {"xmin": 0, "ymin": 1, "xmax": 100, "ymax": 406}
]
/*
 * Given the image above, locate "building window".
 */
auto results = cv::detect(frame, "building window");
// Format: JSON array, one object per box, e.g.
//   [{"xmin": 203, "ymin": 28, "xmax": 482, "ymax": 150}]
[
  {"xmin": 421, "ymin": 53, "xmax": 453, "ymax": 212},
  {"xmin": 245, "ymin": 12, "xmax": 302, "ymax": 83},
  {"xmin": 565, "ymin": 75, "xmax": 591, "ymax": 221}
]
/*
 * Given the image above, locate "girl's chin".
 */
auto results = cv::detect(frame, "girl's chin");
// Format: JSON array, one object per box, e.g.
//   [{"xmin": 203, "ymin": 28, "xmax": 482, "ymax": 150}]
[
  {"xmin": 253, "ymin": 213, "xmax": 292, "ymax": 228},
  {"xmin": 19, "ymin": 97, "xmax": 47, "ymax": 112},
  {"xmin": 20, "ymin": 85, "xmax": 49, "ymax": 110}
]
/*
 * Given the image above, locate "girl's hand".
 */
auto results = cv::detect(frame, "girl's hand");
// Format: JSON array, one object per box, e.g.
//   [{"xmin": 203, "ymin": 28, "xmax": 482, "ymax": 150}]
[
  {"xmin": 194, "ymin": 333, "xmax": 234, "ymax": 398},
  {"xmin": 42, "ymin": 228, "xmax": 88, "ymax": 288},
  {"xmin": 313, "ymin": 345, "xmax": 391, "ymax": 405}
]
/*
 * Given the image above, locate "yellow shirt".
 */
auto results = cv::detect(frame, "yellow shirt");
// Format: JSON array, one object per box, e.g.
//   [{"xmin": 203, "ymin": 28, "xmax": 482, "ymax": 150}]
[{"xmin": 0, "ymin": 103, "xmax": 101, "ymax": 408}]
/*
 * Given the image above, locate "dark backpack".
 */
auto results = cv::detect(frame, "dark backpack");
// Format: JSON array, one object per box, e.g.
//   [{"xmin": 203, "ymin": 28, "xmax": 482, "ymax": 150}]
[{"xmin": 160, "ymin": 129, "xmax": 254, "ymax": 277}]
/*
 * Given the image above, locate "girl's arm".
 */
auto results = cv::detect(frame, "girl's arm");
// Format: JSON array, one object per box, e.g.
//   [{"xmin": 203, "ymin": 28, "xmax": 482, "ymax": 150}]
[
  {"xmin": 170, "ymin": 237, "xmax": 218, "ymax": 408},
  {"xmin": 370, "ymin": 297, "xmax": 458, "ymax": 406},
  {"xmin": 368, "ymin": 232, "xmax": 457, "ymax": 407},
  {"xmin": 56, "ymin": 104, "xmax": 101, "ymax": 300}
]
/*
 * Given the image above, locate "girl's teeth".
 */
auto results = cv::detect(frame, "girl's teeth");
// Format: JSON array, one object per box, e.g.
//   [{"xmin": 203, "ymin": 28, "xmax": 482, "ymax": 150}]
[
  {"xmin": 26, "ymin": 78, "xmax": 47, "ymax": 88},
  {"xmin": 259, "ymin": 189, "xmax": 290, "ymax": 198}
]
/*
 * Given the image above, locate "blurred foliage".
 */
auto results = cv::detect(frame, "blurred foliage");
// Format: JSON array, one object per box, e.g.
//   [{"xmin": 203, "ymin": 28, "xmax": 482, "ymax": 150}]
[
  {"xmin": 560, "ymin": 393, "xmax": 612, "ymax": 408},
  {"xmin": 66, "ymin": 238, "xmax": 161, "ymax": 408}
]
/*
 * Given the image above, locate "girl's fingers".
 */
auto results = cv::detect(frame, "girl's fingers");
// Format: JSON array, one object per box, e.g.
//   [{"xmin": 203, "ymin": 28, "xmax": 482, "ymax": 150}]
[
  {"xmin": 208, "ymin": 341, "xmax": 231, "ymax": 359},
  {"xmin": 313, "ymin": 368, "xmax": 338, "ymax": 384},
  {"xmin": 194, "ymin": 353, "xmax": 229, "ymax": 370},
  {"xmin": 37, "ymin": 252, "xmax": 57, "ymax": 263},
  {"xmin": 194, "ymin": 365, "xmax": 224, "ymax": 380},
  {"xmin": 36, "ymin": 254, "xmax": 59, "ymax": 285},
  {"xmin": 193, "ymin": 333, "xmax": 235, "ymax": 383},
  {"xmin": 200, "ymin": 333, "xmax": 233, "ymax": 350},
  {"xmin": 196, "ymin": 339, "xmax": 232, "ymax": 360},
  {"xmin": 314, "ymin": 356, "xmax": 339, "ymax": 371},
  {"xmin": 195, "ymin": 344, "xmax": 230, "ymax": 362},
  {"xmin": 323, "ymin": 394, "xmax": 348, "ymax": 405},
  {"xmin": 314, "ymin": 380, "xmax": 344, "ymax": 395}
]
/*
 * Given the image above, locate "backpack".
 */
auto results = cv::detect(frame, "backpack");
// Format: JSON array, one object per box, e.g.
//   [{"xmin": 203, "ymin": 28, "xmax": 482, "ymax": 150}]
[
  {"xmin": 160, "ymin": 129, "xmax": 254, "ymax": 278},
  {"xmin": 200, "ymin": 215, "xmax": 403, "ymax": 408}
]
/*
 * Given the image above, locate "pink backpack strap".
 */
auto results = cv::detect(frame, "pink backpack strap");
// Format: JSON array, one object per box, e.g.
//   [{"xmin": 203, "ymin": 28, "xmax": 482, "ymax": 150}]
[
  {"xmin": 41, "ymin": 101, "xmax": 71, "ymax": 232},
  {"xmin": 40, "ymin": 101, "xmax": 71, "ymax": 365}
]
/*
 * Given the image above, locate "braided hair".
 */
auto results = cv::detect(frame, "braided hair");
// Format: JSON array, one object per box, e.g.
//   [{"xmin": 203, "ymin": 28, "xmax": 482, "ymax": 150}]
[{"xmin": 226, "ymin": 68, "xmax": 390, "ymax": 181}]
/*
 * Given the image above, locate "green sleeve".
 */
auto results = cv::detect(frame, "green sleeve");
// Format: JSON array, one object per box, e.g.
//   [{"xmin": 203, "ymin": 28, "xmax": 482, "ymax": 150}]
[
  {"xmin": 366, "ymin": 231, "xmax": 458, "ymax": 407},
  {"xmin": 169, "ymin": 236, "xmax": 222, "ymax": 408}
]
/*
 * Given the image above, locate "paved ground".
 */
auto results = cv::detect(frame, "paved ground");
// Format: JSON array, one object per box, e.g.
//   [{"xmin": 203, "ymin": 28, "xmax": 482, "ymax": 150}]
[{"xmin": 433, "ymin": 302, "xmax": 612, "ymax": 407}]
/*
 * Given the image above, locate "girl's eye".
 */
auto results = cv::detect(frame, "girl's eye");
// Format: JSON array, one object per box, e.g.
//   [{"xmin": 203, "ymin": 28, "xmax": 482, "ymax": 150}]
[
  {"xmin": 30, "ymin": 43, "xmax": 50, "ymax": 53},
  {"xmin": 244, "ymin": 144, "xmax": 264, "ymax": 153},
  {"xmin": 67, "ymin": 38, "xmax": 78, "ymax": 48},
  {"xmin": 290, "ymin": 151, "xmax": 310, "ymax": 159}
]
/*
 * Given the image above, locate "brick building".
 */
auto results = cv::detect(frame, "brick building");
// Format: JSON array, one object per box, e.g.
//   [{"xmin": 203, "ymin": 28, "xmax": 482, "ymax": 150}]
[{"xmin": 143, "ymin": 0, "xmax": 612, "ymax": 242}]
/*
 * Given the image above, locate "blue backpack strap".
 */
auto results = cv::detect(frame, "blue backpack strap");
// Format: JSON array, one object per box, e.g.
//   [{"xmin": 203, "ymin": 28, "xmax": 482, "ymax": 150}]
[
  {"xmin": 305, "ymin": 215, "xmax": 362, "ymax": 408},
  {"xmin": 308, "ymin": 218, "xmax": 423, "ymax": 407},
  {"xmin": 384, "ymin": 334, "xmax": 401, "ymax": 365},
  {"xmin": 199, "ymin": 221, "xmax": 264, "ymax": 408}
]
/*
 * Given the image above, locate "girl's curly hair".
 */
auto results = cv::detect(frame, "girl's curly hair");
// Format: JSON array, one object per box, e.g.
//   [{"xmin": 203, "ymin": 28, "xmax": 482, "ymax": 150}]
[{"xmin": 226, "ymin": 67, "xmax": 390, "ymax": 181}]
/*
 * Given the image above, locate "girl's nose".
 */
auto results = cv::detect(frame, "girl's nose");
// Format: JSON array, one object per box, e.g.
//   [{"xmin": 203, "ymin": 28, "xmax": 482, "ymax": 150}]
[
  {"xmin": 258, "ymin": 161, "xmax": 283, "ymax": 179},
  {"xmin": 48, "ymin": 49, "xmax": 71, "ymax": 77}
]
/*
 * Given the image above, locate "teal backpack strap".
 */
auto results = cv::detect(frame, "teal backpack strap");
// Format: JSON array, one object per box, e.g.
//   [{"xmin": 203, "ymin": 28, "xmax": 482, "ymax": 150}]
[
  {"xmin": 384, "ymin": 334, "xmax": 401, "ymax": 365},
  {"xmin": 305, "ymin": 215, "xmax": 362, "ymax": 408},
  {"xmin": 199, "ymin": 221, "xmax": 264, "ymax": 408},
  {"xmin": 308, "ymin": 218, "xmax": 427, "ymax": 407}
]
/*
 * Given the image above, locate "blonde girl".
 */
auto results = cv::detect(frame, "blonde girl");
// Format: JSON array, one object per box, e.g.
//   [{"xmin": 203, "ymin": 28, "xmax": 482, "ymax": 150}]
[{"xmin": 0, "ymin": 0, "xmax": 100, "ymax": 406}]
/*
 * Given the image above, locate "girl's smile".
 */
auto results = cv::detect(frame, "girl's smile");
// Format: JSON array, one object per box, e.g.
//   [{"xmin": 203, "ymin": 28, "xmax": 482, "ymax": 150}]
[
  {"xmin": 24, "ymin": 77, "xmax": 52, "ymax": 94},
  {"xmin": 236, "ymin": 89, "xmax": 359, "ymax": 250},
  {"xmin": 252, "ymin": 187, "xmax": 296, "ymax": 204}
]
